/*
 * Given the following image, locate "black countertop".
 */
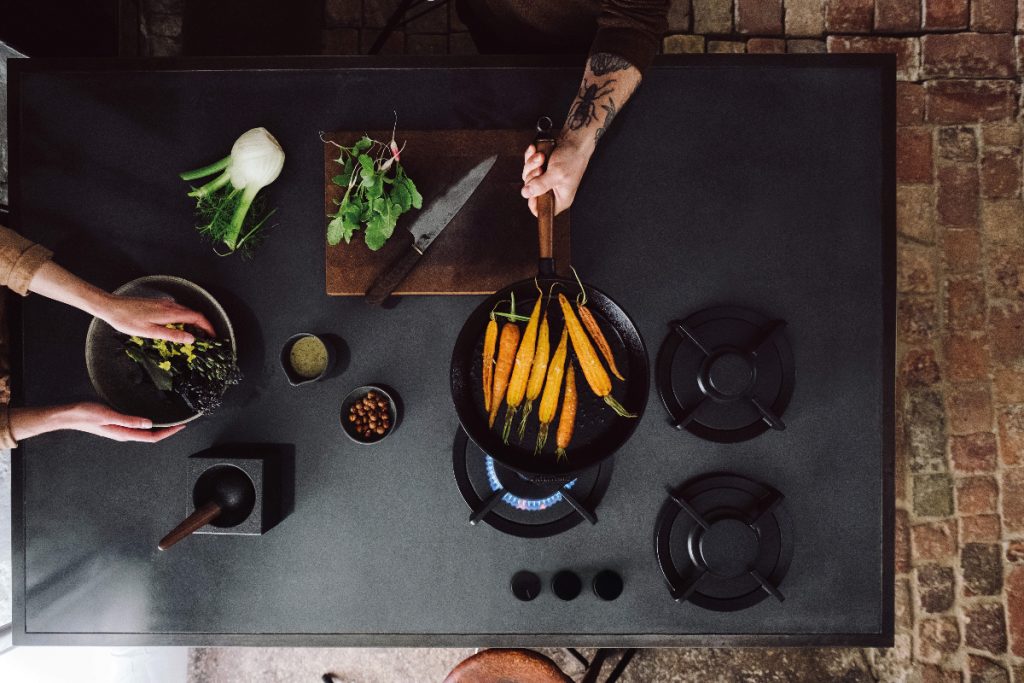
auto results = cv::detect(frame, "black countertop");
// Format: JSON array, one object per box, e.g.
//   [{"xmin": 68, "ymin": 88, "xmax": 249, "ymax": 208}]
[{"xmin": 8, "ymin": 55, "xmax": 894, "ymax": 646}]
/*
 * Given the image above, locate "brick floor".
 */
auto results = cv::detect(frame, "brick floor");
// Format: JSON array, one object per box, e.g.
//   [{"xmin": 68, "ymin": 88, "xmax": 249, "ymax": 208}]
[{"xmin": 136, "ymin": 1, "xmax": 1024, "ymax": 680}]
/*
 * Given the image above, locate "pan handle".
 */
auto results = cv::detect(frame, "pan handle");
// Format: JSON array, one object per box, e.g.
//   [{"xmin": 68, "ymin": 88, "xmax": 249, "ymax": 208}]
[{"xmin": 534, "ymin": 117, "xmax": 556, "ymax": 275}]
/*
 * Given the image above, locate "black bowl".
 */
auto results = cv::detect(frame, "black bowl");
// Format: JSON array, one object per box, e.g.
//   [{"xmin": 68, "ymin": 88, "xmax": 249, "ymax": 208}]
[
  {"xmin": 84, "ymin": 275, "xmax": 236, "ymax": 427},
  {"xmin": 340, "ymin": 385, "xmax": 399, "ymax": 445}
]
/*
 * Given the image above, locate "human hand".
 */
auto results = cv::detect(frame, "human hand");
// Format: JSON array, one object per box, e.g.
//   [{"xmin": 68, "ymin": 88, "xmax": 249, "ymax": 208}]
[
  {"xmin": 10, "ymin": 403, "xmax": 186, "ymax": 443},
  {"xmin": 98, "ymin": 294, "xmax": 216, "ymax": 344},
  {"xmin": 520, "ymin": 141, "xmax": 590, "ymax": 217}
]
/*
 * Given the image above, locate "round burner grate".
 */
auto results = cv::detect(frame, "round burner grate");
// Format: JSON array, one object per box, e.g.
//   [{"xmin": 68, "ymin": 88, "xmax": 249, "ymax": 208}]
[
  {"xmin": 656, "ymin": 306, "xmax": 794, "ymax": 443},
  {"xmin": 452, "ymin": 428, "xmax": 612, "ymax": 538},
  {"xmin": 654, "ymin": 472, "xmax": 793, "ymax": 612}
]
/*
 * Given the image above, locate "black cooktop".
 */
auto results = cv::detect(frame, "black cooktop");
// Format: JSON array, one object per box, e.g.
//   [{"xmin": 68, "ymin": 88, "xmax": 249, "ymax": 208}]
[{"xmin": 9, "ymin": 55, "xmax": 894, "ymax": 646}]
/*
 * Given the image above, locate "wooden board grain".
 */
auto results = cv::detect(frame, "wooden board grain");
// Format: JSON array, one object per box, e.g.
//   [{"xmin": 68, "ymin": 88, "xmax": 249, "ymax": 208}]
[{"xmin": 324, "ymin": 130, "xmax": 571, "ymax": 296}]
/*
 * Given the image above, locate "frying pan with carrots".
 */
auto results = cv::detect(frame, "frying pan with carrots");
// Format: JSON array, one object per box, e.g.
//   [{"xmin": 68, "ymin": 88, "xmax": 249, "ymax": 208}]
[{"xmin": 449, "ymin": 118, "xmax": 649, "ymax": 479}]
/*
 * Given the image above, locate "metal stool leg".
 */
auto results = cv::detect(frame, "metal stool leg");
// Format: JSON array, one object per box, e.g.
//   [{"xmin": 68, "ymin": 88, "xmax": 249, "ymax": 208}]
[{"xmin": 366, "ymin": 0, "xmax": 451, "ymax": 54}]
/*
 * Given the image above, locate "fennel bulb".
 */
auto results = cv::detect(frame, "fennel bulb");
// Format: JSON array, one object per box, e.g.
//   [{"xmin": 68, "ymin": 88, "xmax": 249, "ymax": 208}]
[{"xmin": 181, "ymin": 127, "xmax": 285, "ymax": 255}]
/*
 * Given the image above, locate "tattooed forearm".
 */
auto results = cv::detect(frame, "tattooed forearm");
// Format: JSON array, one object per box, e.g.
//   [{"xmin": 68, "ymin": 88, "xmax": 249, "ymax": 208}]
[
  {"xmin": 566, "ymin": 77, "xmax": 618, "ymax": 131},
  {"xmin": 594, "ymin": 98, "xmax": 618, "ymax": 142},
  {"xmin": 589, "ymin": 52, "xmax": 633, "ymax": 76}
]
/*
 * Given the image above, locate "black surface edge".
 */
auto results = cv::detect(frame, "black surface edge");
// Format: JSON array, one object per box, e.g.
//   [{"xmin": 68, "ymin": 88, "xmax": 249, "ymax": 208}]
[
  {"xmin": 12, "ymin": 632, "xmax": 895, "ymax": 647},
  {"xmin": 878, "ymin": 54, "xmax": 898, "ymax": 648},
  {"xmin": 6, "ymin": 53, "xmax": 897, "ymax": 76},
  {"xmin": 8, "ymin": 53, "xmax": 896, "ymax": 646},
  {"xmin": 8, "ymin": 55, "xmax": 29, "ymax": 647}
]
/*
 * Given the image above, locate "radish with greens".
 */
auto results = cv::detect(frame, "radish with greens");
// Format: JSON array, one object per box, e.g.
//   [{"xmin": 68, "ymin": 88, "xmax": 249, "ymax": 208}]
[
  {"xmin": 324, "ymin": 128, "xmax": 422, "ymax": 251},
  {"xmin": 181, "ymin": 127, "xmax": 285, "ymax": 256}
]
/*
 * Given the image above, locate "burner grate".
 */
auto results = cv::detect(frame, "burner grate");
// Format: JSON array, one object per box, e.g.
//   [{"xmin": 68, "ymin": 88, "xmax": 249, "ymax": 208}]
[
  {"xmin": 656, "ymin": 306, "xmax": 794, "ymax": 443},
  {"xmin": 654, "ymin": 473, "xmax": 793, "ymax": 612},
  {"xmin": 453, "ymin": 428, "xmax": 610, "ymax": 538}
]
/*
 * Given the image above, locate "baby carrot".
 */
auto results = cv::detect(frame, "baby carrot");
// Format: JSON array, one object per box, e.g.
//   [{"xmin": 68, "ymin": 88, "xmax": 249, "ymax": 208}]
[
  {"xmin": 557, "ymin": 293, "xmax": 635, "ymax": 418},
  {"xmin": 482, "ymin": 315, "xmax": 498, "ymax": 413},
  {"xmin": 577, "ymin": 304, "xmax": 625, "ymax": 381},
  {"xmin": 536, "ymin": 328, "xmax": 568, "ymax": 455},
  {"xmin": 488, "ymin": 322, "xmax": 520, "ymax": 428},
  {"xmin": 570, "ymin": 266, "xmax": 624, "ymax": 381},
  {"xmin": 517, "ymin": 310, "xmax": 550, "ymax": 442},
  {"xmin": 555, "ymin": 364, "xmax": 577, "ymax": 462},
  {"xmin": 501, "ymin": 295, "xmax": 543, "ymax": 443}
]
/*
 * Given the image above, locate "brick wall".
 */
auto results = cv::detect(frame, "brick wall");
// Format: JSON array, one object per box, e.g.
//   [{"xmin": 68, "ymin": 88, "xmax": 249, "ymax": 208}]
[{"xmin": 135, "ymin": 1, "xmax": 1024, "ymax": 679}]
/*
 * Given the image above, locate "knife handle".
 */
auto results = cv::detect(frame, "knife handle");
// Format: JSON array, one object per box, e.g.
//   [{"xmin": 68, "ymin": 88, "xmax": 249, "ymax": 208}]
[
  {"xmin": 365, "ymin": 245, "xmax": 424, "ymax": 306},
  {"xmin": 535, "ymin": 138, "xmax": 556, "ymax": 263}
]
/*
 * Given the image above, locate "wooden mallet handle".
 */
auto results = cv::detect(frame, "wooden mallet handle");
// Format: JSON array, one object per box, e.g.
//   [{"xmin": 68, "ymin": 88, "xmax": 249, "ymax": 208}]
[{"xmin": 158, "ymin": 501, "xmax": 222, "ymax": 551}]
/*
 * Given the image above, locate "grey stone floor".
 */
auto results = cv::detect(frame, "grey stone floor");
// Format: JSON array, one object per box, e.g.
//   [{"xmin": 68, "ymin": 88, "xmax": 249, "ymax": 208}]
[{"xmin": 188, "ymin": 646, "xmax": 878, "ymax": 682}]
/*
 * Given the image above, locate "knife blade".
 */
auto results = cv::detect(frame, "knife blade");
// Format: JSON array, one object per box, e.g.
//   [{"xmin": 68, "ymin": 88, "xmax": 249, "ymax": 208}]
[{"xmin": 365, "ymin": 154, "xmax": 498, "ymax": 306}]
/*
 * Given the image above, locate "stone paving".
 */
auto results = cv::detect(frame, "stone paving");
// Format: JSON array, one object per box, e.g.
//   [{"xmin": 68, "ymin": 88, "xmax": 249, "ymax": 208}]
[{"xmin": 48, "ymin": 0, "xmax": 1024, "ymax": 680}]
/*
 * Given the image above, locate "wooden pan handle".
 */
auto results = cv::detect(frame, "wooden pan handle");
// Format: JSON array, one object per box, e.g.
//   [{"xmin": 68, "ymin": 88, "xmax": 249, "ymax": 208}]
[
  {"xmin": 534, "ymin": 137, "xmax": 556, "ymax": 266},
  {"xmin": 158, "ymin": 501, "xmax": 221, "ymax": 551}
]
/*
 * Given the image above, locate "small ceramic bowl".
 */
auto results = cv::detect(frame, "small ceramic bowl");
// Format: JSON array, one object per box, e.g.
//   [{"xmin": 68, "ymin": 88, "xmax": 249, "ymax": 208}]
[
  {"xmin": 280, "ymin": 333, "xmax": 336, "ymax": 386},
  {"xmin": 340, "ymin": 385, "xmax": 399, "ymax": 445}
]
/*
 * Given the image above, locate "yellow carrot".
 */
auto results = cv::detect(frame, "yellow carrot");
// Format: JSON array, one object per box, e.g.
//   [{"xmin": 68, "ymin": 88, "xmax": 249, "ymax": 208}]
[
  {"xmin": 517, "ymin": 311, "xmax": 550, "ymax": 441},
  {"xmin": 555, "ymin": 364, "xmax": 577, "ymax": 461},
  {"xmin": 489, "ymin": 322, "xmax": 520, "ymax": 428},
  {"xmin": 501, "ymin": 296, "xmax": 543, "ymax": 443},
  {"xmin": 482, "ymin": 316, "xmax": 498, "ymax": 413},
  {"xmin": 535, "ymin": 328, "xmax": 568, "ymax": 455},
  {"xmin": 557, "ymin": 293, "xmax": 635, "ymax": 418}
]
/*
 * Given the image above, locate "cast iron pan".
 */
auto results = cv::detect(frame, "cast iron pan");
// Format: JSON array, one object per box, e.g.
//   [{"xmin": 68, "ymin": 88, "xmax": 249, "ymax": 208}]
[{"xmin": 450, "ymin": 120, "xmax": 649, "ymax": 479}]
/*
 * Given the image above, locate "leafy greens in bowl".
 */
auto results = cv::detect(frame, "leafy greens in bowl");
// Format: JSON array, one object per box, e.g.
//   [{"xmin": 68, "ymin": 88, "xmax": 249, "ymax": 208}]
[{"xmin": 85, "ymin": 276, "xmax": 239, "ymax": 427}]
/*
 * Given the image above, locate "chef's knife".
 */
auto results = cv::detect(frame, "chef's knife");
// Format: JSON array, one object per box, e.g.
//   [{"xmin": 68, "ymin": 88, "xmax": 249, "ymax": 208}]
[{"xmin": 365, "ymin": 154, "xmax": 499, "ymax": 306}]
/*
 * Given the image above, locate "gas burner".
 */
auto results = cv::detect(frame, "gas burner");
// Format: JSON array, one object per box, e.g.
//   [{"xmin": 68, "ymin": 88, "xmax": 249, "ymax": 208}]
[
  {"xmin": 654, "ymin": 473, "xmax": 793, "ymax": 612},
  {"xmin": 453, "ymin": 428, "xmax": 611, "ymax": 538},
  {"xmin": 656, "ymin": 306, "xmax": 794, "ymax": 443}
]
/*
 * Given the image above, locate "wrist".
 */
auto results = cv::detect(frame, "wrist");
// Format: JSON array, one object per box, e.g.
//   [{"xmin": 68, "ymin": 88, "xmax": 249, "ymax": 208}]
[
  {"xmin": 556, "ymin": 131, "xmax": 595, "ymax": 161},
  {"xmin": 80, "ymin": 288, "xmax": 114, "ymax": 320},
  {"xmin": 9, "ymin": 404, "xmax": 69, "ymax": 441}
]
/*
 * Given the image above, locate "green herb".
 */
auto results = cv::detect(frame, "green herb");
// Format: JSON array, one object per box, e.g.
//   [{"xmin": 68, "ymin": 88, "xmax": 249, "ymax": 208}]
[
  {"xmin": 124, "ymin": 325, "xmax": 242, "ymax": 414},
  {"xmin": 324, "ymin": 131, "xmax": 422, "ymax": 251}
]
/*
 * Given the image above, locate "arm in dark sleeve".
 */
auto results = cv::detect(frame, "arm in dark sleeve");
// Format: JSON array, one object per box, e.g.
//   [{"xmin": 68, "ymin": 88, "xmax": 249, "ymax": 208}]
[{"xmin": 590, "ymin": 0, "xmax": 671, "ymax": 73}]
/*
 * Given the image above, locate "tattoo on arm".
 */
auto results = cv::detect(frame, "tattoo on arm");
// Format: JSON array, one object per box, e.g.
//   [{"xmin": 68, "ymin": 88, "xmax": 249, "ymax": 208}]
[
  {"xmin": 594, "ymin": 98, "xmax": 617, "ymax": 142},
  {"xmin": 566, "ymin": 77, "xmax": 617, "ymax": 131},
  {"xmin": 589, "ymin": 52, "xmax": 633, "ymax": 76}
]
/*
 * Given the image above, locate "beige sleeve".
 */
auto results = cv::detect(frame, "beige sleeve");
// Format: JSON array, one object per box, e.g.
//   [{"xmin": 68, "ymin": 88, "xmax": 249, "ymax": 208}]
[
  {"xmin": 0, "ymin": 405, "xmax": 18, "ymax": 449},
  {"xmin": 0, "ymin": 224, "xmax": 53, "ymax": 296}
]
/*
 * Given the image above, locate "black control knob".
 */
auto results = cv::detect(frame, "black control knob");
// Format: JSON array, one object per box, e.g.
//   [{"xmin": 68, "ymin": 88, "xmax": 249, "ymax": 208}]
[
  {"xmin": 510, "ymin": 571, "xmax": 541, "ymax": 602},
  {"xmin": 551, "ymin": 570, "xmax": 582, "ymax": 601},
  {"xmin": 592, "ymin": 570, "xmax": 624, "ymax": 601}
]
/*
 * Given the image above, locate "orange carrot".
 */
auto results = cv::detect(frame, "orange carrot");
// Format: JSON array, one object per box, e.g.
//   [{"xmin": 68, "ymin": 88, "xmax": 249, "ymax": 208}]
[
  {"xmin": 555, "ymin": 364, "xmax": 577, "ymax": 461},
  {"xmin": 557, "ymin": 293, "xmax": 635, "ymax": 418},
  {"xmin": 482, "ymin": 316, "xmax": 498, "ymax": 413},
  {"xmin": 489, "ymin": 322, "xmax": 520, "ymax": 428},
  {"xmin": 578, "ymin": 304, "xmax": 625, "ymax": 381}
]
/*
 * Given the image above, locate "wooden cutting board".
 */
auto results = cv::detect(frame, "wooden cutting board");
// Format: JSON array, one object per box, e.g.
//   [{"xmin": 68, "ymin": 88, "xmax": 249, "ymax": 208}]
[{"xmin": 324, "ymin": 130, "xmax": 571, "ymax": 296}]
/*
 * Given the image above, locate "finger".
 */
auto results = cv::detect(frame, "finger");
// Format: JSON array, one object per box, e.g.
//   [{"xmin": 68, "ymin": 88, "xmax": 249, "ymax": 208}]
[
  {"xmin": 171, "ymin": 308, "xmax": 217, "ymax": 338},
  {"xmin": 145, "ymin": 324, "xmax": 196, "ymax": 344},
  {"xmin": 101, "ymin": 410, "xmax": 155, "ymax": 430},
  {"xmin": 151, "ymin": 306, "xmax": 217, "ymax": 339},
  {"xmin": 522, "ymin": 174, "xmax": 555, "ymax": 199},
  {"xmin": 101, "ymin": 424, "xmax": 185, "ymax": 443},
  {"xmin": 523, "ymin": 144, "xmax": 536, "ymax": 162},
  {"xmin": 521, "ymin": 154, "xmax": 544, "ymax": 182},
  {"xmin": 523, "ymin": 167, "xmax": 544, "ymax": 185},
  {"xmin": 527, "ymin": 196, "xmax": 538, "ymax": 218}
]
